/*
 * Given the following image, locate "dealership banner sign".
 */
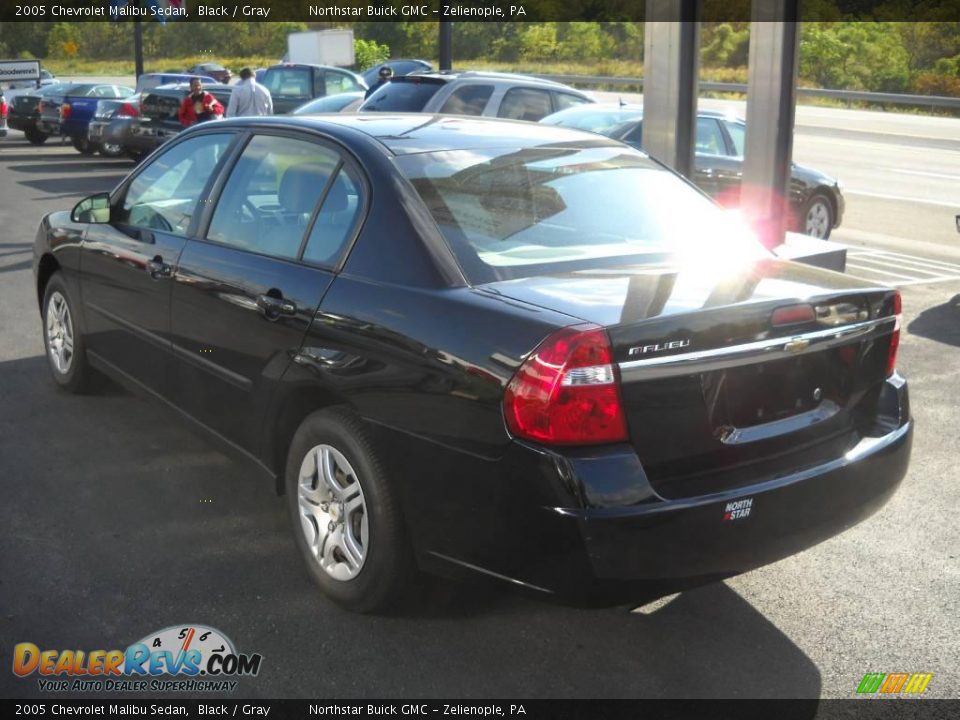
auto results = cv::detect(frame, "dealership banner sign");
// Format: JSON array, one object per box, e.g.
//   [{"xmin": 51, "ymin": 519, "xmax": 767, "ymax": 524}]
[
  {"xmin": 2, "ymin": 0, "xmax": 959, "ymax": 22},
  {"xmin": 0, "ymin": 60, "xmax": 41, "ymax": 85}
]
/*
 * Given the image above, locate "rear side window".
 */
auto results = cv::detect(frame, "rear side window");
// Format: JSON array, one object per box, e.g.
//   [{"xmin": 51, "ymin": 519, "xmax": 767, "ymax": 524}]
[
  {"xmin": 361, "ymin": 79, "xmax": 444, "ymax": 112},
  {"xmin": 498, "ymin": 88, "xmax": 553, "ymax": 122},
  {"xmin": 724, "ymin": 120, "xmax": 745, "ymax": 157},
  {"xmin": 302, "ymin": 165, "xmax": 363, "ymax": 267},
  {"xmin": 263, "ymin": 67, "xmax": 312, "ymax": 99},
  {"xmin": 206, "ymin": 135, "xmax": 343, "ymax": 261},
  {"xmin": 439, "ymin": 85, "xmax": 493, "ymax": 116}
]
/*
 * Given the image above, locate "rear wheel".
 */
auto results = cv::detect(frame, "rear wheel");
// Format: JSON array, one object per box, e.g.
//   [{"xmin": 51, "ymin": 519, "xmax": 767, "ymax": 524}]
[
  {"xmin": 41, "ymin": 273, "xmax": 98, "ymax": 393},
  {"xmin": 285, "ymin": 408, "xmax": 416, "ymax": 614},
  {"xmin": 25, "ymin": 129, "xmax": 48, "ymax": 145},
  {"xmin": 99, "ymin": 141, "xmax": 124, "ymax": 158},
  {"xmin": 72, "ymin": 135, "xmax": 98, "ymax": 156},
  {"xmin": 801, "ymin": 193, "xmax": 834, "ymax": 239}
]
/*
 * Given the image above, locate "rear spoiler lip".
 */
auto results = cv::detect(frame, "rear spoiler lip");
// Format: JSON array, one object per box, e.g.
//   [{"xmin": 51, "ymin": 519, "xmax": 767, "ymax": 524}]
[{"xmin": 619, "ymin": 315, "xmax": 896, "ymax": 382}]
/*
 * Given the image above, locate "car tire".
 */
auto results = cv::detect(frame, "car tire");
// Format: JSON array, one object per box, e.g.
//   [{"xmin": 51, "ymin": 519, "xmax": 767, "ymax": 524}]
[
  {"xmin": 285, "ymin": 407, "xmax": 417, "ymax": 614},
  {"xmin": 25, "ymin": 129, "xmax": 49, "ymax": 145},
  {"xmin": 72, "ymin": 136, "xmax": 98, "ymax": 156},
  {"xmin": 99, "ymin": 142, "xmax": 124, "ymax": 158},
  {"xmin": 801, "ymin": 193, "xmax": 834, "ymax": 240},
  {"xmin": 41, "ymin": 273, "xmax": 99, "ymax": 393}
]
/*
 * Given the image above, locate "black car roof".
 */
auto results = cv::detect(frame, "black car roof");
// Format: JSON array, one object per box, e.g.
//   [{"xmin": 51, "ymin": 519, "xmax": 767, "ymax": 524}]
[{"xmin": 207, "ymin": 114, "xmax": 623, "ymax": 156}]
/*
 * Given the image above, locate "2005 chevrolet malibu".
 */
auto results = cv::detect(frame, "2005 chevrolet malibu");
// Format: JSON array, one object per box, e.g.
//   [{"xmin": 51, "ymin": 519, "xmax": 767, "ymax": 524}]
[{"xmin": 33, "ymin": 115, "xmax": 912, "ymax": 612}]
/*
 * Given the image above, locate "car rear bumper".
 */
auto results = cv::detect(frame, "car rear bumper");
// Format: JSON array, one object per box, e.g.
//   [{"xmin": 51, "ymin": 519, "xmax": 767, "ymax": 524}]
[{"xmin": 409, "ymin": 374, "xmax": 912, "ymax": 604}]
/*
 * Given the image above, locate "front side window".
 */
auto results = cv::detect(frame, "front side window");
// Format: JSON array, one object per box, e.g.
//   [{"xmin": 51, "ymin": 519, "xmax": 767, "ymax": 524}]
[
  {"xmin": 117, "ymin": 133, "xmax": 233, "ymax": 235},
  {"xmin": 396, "ymin": 146, "xmax": 767, "ymax": 284},
  {"xmin": 553, "ymin": 92, "xmax": 590, "ymax": 112},
  {"xmin": 695, "ymin": 117, "xmax": 727, "ymax": 156},
  {"xmin": 439, "ymin": 84, "xmax": 494, "ymax": 116},
  {"xmin": 206, "ymin": 135, "xmax": 343, "ymax": 261},
  {"xmin": 324, "ymin": 71, "xmax": 362, "ymax": 95},
  {"xmin": 498, "ymin": 88, "xmax": 553, "ymax": 122},
  {"xmin": 724, "ymin": 120, "xmax": 746, "ymax": 157}
]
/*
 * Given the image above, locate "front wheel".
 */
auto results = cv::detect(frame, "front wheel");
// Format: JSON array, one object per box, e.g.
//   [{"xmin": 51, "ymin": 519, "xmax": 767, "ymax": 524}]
[
  {"xmin": 41, "ymin": 273, "xmax": 99, "ymax": 393},
  {"xmin": 285, "ymin": 408, "xmax": 416, "ymax": 614},
  {"xmin": 801, "ymin": 193, "xmax": 834, "ymax": 239}
]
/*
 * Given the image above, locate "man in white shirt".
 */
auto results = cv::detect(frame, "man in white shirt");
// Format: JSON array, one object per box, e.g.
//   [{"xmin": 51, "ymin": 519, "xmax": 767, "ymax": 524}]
[{"xmin": 226, "ymin": 68, "xmax": 273, "ymax": 118}]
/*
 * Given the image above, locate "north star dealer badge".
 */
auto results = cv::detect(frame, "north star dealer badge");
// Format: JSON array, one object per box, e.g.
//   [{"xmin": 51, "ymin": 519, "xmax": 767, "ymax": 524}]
[{"xmin": 723, "ymin": 498, "xmax": 753, "ymax": 521}]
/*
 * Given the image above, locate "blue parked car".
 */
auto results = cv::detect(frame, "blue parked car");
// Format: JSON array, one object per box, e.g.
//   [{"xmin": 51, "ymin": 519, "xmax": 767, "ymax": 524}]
[{"xmin": 37, "ymin": 83, "xmax": 135, "ymax": 155}]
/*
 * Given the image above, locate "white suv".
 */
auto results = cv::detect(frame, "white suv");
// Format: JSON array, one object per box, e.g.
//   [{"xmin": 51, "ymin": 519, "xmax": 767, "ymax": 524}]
[{"xmin": 359, "ymin": 71, "xmax": 593, "ymax": 122}]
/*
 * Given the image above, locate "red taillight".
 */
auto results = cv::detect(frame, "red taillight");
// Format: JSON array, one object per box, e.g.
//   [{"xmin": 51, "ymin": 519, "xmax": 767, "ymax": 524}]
[
  {"xmin": 60, "ymin": 102, "xmax": 71, "ymax": 120},
  {"xmin": 119, "ymin": 101, "xmax": 139, "ymax": 117},
  {"xmin": 886, "ymin": 291, "xmax": 902, "ymax": 378},
  {"xmin": 0, "ymin": 99, "xmax": 7, "ymax": 119},
  {"xmin": 504, "ymin": 325, "xmax": 628, "ymax": 445}
]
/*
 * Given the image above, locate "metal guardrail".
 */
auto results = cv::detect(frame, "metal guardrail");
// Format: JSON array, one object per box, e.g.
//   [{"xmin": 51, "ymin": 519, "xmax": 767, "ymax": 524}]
[{"xmin": 534, "ymin": 74, "xmax": 960, "ymax": 110}]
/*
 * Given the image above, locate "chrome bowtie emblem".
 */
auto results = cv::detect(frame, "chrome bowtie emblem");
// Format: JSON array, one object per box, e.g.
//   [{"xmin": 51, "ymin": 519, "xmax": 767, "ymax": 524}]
[{"xmin": 783, "ymin": 337, "xmax": 810, "ymax": 353}]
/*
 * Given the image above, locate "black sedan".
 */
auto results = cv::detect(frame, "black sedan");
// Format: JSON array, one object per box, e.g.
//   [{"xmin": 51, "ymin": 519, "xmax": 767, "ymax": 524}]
[
  {"xmin": 542, "ymin": 104, "xmax": 846, "ymax": 240},
  {"xmin": 33, "ymin": 115, "xmax": 911, "ymax": 613}
]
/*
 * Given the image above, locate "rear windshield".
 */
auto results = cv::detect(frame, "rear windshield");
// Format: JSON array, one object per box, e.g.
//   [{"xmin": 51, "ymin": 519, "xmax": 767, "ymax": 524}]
[
  {"xmin": 262, "ymin": 67, "xmax": 312, "ymax": 99},
  {"xmin": 360, "ymin": 78, "xmax": 444, "ymax": 112},
  {"xmin": 395, "ymin": 146, "xmax": 767, "ymax": 284}
]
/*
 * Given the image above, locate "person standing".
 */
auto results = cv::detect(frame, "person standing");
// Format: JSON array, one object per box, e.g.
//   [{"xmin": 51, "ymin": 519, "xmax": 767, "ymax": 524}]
[
  {"xmin": 226, "ymin": 67, "xmax": 273, "ymax": 118},
  {"xmin": 178, "ymin": 78, "xmax": 224, "ymax": 127},
  {"xmin": 364, "ymin": 66, "xmax": 393, "ymax": 100}
]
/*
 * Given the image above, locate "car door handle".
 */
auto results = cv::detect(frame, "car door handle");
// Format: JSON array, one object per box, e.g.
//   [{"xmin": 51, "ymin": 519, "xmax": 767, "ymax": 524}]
[
  {"xmin": 145, "ymin": 256, "xmax": 172, "ymax": 280},
  {"xmin": 256, "ymin": 293, "xmax": 297, "ymax": 320}
]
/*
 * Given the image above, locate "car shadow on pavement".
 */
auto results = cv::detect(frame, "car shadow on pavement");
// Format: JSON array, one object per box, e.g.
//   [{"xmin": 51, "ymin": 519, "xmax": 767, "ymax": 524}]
[
  {"xmin": 0, "ymin": 354, "xmax": 821, "ymax": 702},
  {"xmin": 907, "ymin": 294, "xmax": 960, "ymax": 348}
]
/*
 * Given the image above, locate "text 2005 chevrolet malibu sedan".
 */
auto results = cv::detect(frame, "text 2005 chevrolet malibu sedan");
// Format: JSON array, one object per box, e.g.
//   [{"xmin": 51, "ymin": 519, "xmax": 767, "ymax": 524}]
[{"xmin": 33, "ymin": 115, "xmax": 912, "ymax": 613}]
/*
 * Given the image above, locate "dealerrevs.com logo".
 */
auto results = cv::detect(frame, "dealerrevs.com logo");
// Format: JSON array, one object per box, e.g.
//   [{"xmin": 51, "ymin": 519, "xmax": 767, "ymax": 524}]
[{"xmin": 13, "ymin": 624, "xmax": 263, "ymax": 693}]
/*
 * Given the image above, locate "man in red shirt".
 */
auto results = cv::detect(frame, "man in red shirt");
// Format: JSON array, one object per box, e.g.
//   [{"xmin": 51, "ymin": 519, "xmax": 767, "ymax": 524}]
[{"xmin": 178, "ymin": 78, "xmax": 224, "ymax": 127}]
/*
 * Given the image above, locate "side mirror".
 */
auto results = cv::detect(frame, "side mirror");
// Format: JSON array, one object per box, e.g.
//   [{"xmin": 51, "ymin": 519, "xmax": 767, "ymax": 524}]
[{"xmin": 71, "ymin": 193, "xmax": 111, "ymax": 224}]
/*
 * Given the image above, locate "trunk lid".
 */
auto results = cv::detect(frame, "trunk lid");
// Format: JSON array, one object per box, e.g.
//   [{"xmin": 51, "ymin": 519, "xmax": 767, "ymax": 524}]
[{"xmin": 484, "ymin": 259, "xmax": 899, "ymax": 499}]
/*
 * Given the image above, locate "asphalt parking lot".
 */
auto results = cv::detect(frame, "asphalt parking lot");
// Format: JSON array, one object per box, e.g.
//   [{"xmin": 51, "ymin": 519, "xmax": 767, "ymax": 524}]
[{"xmin": 1, "ymin": 132, "xmax": 958, "ymax": 701}]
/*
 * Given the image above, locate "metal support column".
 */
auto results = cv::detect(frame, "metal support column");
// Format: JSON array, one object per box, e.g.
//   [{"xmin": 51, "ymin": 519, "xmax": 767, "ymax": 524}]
[
  {"xmin": 641, "ymin": 1, "xmax": 700, "ymax": 178},
  {"xmin": 742, "ymin": 2, "xmax": 800, "ymax": 249},
  {"xmin": 133, "ymin": 20, "xmax": 144, "ymax": 81},
  {"xmin": 439, "ymin": 21, "xmax": 453, "ymax": 71}
]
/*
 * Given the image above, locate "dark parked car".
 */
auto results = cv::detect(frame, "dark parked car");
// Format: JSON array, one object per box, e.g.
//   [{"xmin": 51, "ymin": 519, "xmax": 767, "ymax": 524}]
[
  {"xmin": 123, "ymin": 83, "xmax": 232, "ymax": 161},
  {"xmin": 37, "ymin": 83, "xmax": 135, "ymax": 155},
  {"xmin": 261, "ymin": 63, "xmax": 367, "ymax": 114},
  {"xmin": 186, "ymin": 63, "xmax": 233, "ymax": 85},
  {"xmin": 542, "ymin": 104, "xmax": 845, "ymax": 239},
  {"xmin": 6, "ymin": 83, "xmax": 72, "ymax": 145},
  {"xmin": 33, "ymin": 115, "xmax": 911, "ymax": 613},
  {"xmin": 136, "ymin": 73, "xmax": 218, "ymax": 94},
  {"xmin": 359, "ymin": 71, "xmax": 593, "ymax": 121},
  {"xmin": 360, "ymin": 59, "xmax": 432, "ymax": 87},
  {"xmin": 87, "ymin": 94, "xmax": 141, "ymax": 158}
]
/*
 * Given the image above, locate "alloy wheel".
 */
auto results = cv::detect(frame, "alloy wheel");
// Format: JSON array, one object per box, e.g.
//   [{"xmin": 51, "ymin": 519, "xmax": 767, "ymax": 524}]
[
  {"xmin": 804, "ymin": 198, "xmax": 832, "ymax": 238},
  {"xmin": 297, "ymin": 444, "xmax": 369, "ymax": 582},
  {"xmin": 46, "ymin": 291, "xmax": 74, "ymax": 375}
]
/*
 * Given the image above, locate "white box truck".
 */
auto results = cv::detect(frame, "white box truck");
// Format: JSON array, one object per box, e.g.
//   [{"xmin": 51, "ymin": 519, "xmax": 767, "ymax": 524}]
[{"xmin": 286, "ymin": 30, "xmax": 355, "ymax": 67}]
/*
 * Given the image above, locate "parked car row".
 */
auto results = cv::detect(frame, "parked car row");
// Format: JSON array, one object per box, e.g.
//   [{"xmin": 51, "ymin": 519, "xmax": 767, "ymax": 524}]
[{"xmin": 4, "ymin": 63, "xmax": 846, "ymax": 240}]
